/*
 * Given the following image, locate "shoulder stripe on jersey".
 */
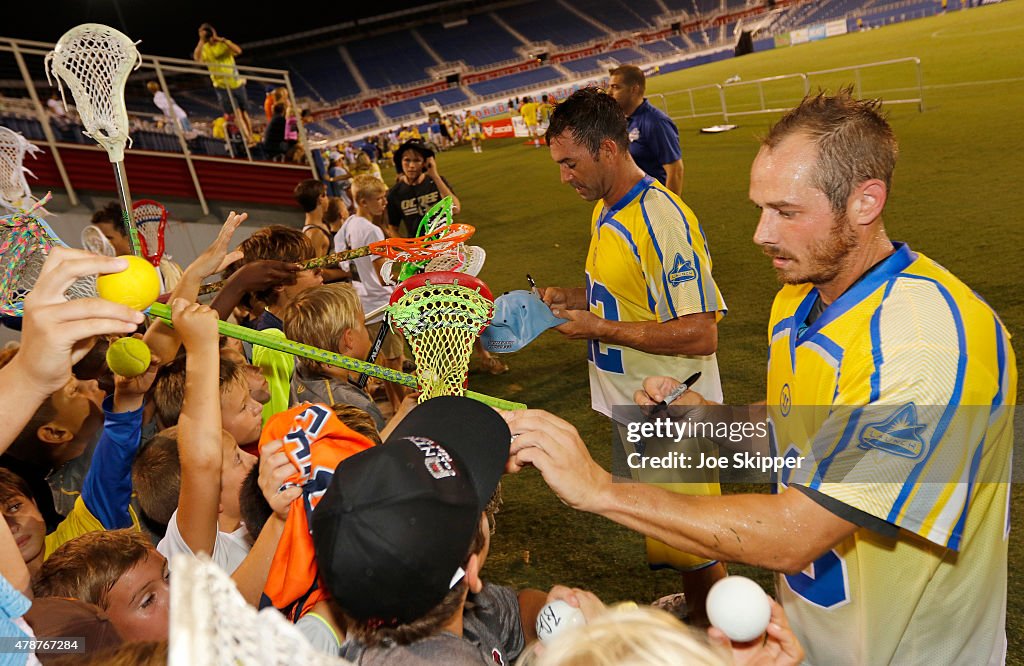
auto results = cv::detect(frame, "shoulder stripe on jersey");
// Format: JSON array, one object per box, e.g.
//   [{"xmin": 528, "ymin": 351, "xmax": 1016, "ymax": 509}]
[
  {"xmin": 641, "ymin": 185, "xmax": 708, "ymax": 314},
  {"xmin": 601, "ymin": 217, "xmax": 658, "ymax": 311},
  {"xmin": 887, "ymin": 275, "xmax": 968, "ymax": 524},
  {"xmin": 638, "ymin": 192, "xmax": 680, "ymax": 318}
]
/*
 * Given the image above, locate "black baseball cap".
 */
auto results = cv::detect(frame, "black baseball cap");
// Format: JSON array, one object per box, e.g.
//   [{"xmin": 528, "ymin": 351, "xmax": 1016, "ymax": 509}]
[
  {"xmin": 311, "ymin": 395, "xmax": 510, "ymax": 626},
  {"xmin": 393, "ymin": 139, "xmax": 435, "ymax": 172}
]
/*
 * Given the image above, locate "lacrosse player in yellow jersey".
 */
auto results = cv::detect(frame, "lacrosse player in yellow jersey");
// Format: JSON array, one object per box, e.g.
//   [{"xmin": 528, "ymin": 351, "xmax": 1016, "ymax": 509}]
[
  {"xmin": 540, "ymin": 88, "xmax": 728, "ymax": 625},
  {"xmin": 507, "ymin": 89, "xmax": 1015, "ymax": 665}
]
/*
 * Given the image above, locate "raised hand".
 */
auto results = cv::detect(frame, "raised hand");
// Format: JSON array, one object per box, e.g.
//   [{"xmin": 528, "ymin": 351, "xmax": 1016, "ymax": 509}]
[
  {"xmin": 170, "ymin": 298, "xmax": 219, "ymax": 352},
  {"xmin": 17, "ymin": 248, "xmax": 145, "ymax": 398}
]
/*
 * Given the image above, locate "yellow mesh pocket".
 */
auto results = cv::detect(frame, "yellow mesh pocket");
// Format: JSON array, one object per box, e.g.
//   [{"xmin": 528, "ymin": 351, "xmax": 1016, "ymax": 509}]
[{"xmin": 388, "ymin": 274, "xmax": 493, "ymax": 402}]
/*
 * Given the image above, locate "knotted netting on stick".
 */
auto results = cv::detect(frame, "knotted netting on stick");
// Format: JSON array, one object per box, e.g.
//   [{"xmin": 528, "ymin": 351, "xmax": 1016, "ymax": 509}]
[
  {"xmin": 169, "ymin": 555, "xmax": 343, "ymax": 666},
  {"xmin": 0, "ymin": 194, "xmax": 95, "ymax": 317},
  {"xmin": 0, "ymin": 126, "xmax": 42, "ymax": 211},
  {"xmin": 45, "ymin": 23, "xmax": 143, "ymax": 256},
  {"xmin": 387, "ymin": 272, "xmax": 494, "ymax": 402}
]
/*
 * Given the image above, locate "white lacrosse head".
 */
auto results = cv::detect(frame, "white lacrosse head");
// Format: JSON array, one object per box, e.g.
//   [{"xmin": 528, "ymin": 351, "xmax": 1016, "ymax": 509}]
[
  {"xmin": 45, "ymin": 24, "xmax": 141, "ymax": 163},
  {"xmin": 424, "ymin": 244, "xmax": 487, "ymax": 277},
  {"xmin": 169, "ymin": 555, "xmax": 342, "ymax": 666},
  {"xmin": 0, "ymin": 127, "xmax": 42, "ymax": 211},
  {"xmin": 81, "ymin": 224, "xmax": 116, "ymax": 256}
]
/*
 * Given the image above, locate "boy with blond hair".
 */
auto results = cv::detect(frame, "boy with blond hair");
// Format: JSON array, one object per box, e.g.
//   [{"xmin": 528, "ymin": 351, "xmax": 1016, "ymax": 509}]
[
  {"xmin": 337, "ymin": 174, "xmax": 407, "ymax": 412},
  {"xmin": 281, "ymin": 284, "xmax": 386, "ymax": 430}
]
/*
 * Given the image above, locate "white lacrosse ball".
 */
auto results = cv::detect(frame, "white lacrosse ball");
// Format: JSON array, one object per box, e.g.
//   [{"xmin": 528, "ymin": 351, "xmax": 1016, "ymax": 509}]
[
  {"xmin": 536, "ymin": 599, "xmax": 586, "ymax": 644},
  {"xmin": 706, "ymin": 576, "xmax": 772, "ymax": 642}
]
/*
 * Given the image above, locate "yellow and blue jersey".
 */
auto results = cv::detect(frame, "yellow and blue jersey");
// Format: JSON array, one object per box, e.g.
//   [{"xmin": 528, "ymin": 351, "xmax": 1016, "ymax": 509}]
[
  {"xmin": 767, "ymin": 242, "xmax": 1015, "ymax": 664},
  {"xmin": 585, "ymin": 175, "xmax": 726, "ymax": 420}
]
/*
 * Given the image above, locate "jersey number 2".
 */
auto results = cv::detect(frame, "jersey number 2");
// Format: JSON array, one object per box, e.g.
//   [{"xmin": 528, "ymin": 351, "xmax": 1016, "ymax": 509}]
[{"xmin": 586, "ymin": 277, "xmax": 624, "ymax": 373}]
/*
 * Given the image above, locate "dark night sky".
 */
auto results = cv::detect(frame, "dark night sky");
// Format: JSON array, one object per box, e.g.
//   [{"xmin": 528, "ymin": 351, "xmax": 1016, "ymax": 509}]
[{"xmin": 8, "ymin": 1, "xmax": 455, "ymax": 57}]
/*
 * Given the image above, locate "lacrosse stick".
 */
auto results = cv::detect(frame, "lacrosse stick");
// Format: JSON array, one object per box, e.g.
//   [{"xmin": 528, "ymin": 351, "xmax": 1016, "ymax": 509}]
[
  {"xmin": 197, "ymin": 220, "xmax": 475, "ymax": 295},
  {"xmin": 132, "ymin": 199, "xmax": 167, "ymax": 266},
  {"xmin": 353, "ymin": 311, "xmax": 390, "ymax": 390},
  {"xmin": 45, "ymin": 23, "xmax": 143, "ymax": 256},
  {"xmin": 387, "ymin": 195, "xmax": 454, "ymax": 284},
  {"xmin": 0, "ymin": 194, "xmax": 95, "ymax": 317},
  {"xmin": 81, "ymin": 224, "xmax": 116, "ymax": 256},
  {"xmin": 132, "ymin": 198, "xmax": 184, "ymax": 292},
  {"xmin": 387, "ymin": 271, "xmax": 495, "ymax": 403},
  {"xmin": 0, "ymin": 127, "xmax": 42, "ymax": 211},
  {"xmin": 170, "ymin": 555, "xmax": 339, "ymax": 666},
  {"xmin": 146, "ymin": 301, "xmax": 523, "ymax": 410}
]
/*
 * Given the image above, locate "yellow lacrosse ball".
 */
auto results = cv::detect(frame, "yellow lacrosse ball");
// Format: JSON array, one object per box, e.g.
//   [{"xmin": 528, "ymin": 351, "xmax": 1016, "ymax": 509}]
[
  {"xmin": 96, "ymin": 255, "xmax": 160, "ymax": 311},
  {"xmin": 106, "ymin": 337, "xmax": 152, "ymax": 378}
]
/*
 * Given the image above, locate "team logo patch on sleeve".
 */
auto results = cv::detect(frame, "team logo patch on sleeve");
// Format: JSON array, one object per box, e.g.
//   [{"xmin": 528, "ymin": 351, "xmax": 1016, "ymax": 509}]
[
  {"xmin": 857, "ymin": 403, "xmax": 927, "ymax": 459},
  {"xmin": 628, "ymin": 127, "xmax": 640, "ymax": 142},
  {"xmin": 668, "ymin": 254, "xmax": 696, "ymax": 285}
]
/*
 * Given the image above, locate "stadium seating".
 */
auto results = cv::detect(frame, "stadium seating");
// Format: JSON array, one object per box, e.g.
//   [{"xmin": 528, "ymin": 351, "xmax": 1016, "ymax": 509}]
[
  {"xmin": 466, "ymin": 66, "xmax": 563, "ymax": 96},
  {"xmin": 562, "ymin": 48, "xmax": 645, "ymax": 74},
  {"xmin": 381, "ymin": 87, "xmax": 469, "ymax": 120},
  {"xmin": 347, "ymin": 32, "xmax": 437, "ymax": 89},
  {"xmin": 340, "ymin": 110, "xmax": 379, "ymax": 129},
  {"xmin": 576, "ymin": 0, "xmax": 655, "ymax": 31},
  {"xmin": 418, "ymin": 15, "xmax": 523, "ymax": 67},
  {"xmin": 266, "ymin": 49, "xmax": 362, "ymax": 101},
  {"xmin": 640, "ymin": 40, "xmax": 680, "ymax": 55},
  {"xmin": 667, "ymin": 35, "xmax": 690, "ymax": 50},
  {"xmin": 495, "ymin": 2, "xmax": 607, "ymax": 46}
]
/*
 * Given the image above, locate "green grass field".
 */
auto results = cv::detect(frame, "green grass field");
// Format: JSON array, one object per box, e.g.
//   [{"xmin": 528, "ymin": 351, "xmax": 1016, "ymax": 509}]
[{"xmin": 406, "ymin": 3, "xmax": 1023, "ymax": 659}]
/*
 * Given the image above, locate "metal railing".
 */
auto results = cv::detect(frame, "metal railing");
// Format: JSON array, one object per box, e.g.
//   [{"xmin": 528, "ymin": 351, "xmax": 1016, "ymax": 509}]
[
  {"xmin": 660, "ymin": 57, "xmax": 924, "ymax": 123},
  {"xmin": 0, "ymin": 35, "xmax": 317, "ymax": 215}
]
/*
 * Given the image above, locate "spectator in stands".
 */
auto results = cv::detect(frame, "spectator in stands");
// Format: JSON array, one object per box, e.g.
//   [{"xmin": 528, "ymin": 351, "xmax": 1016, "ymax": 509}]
[
  {"xmin": 146, "ymin": 81, "xmax": 192, "ymax": 133},
  {"xmin": 193, "ymin": 23, "xmax": 253, "ymax": 144},
  {"xmin": 265, "ymin": 86, "xmax": 287, "ymax": 121},
  {"xmin": 263, "ymin": 102, "xmax": 288, "ymax": 160},
  {"xmin": 385, "ymin": 140, "xmax": 460, "ymax": 238},
  {"xmin": 608, "ymin": 65, "xmax": 684, "ymax": 195}
]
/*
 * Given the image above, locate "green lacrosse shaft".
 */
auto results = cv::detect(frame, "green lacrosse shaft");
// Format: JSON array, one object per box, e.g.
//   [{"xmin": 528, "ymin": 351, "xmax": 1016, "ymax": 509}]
[{"xmin": 146, "ymin": 302, "xmax": 525, "ymax": 411}]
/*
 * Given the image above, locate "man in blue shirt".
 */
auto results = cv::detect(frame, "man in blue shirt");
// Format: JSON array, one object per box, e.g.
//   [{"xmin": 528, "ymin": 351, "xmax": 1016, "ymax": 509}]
[{"xmin": 608, "ymin": 65, "xmax": 684, "ymax": 194}]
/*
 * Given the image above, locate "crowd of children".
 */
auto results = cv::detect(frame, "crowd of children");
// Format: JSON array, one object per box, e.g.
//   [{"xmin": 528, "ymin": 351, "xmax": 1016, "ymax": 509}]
[{"xmin": 0, "ymin": 173, "xmax": 802, "ymax": 664}]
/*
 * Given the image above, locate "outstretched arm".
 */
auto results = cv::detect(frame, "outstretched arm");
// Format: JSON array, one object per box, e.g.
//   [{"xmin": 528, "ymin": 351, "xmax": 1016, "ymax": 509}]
[
  {"xmin": 504, "ymin": 409, "xmax": 856, "ymax": 574},
  {"xmin": 173, "ymin": 299, "xmax": 225, "ymax": 556},
  {"xmin": 144, "ymin": 212, "xmax": 246, "ymax": 362},
  {"xmin": 79, "ymin": 344, "xmax": 160, "ymax": 528}
]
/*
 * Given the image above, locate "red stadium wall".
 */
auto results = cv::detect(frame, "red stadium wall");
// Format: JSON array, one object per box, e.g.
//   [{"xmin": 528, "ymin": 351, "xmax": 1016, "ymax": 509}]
[{"xmin": 28, "ymin": 144, "xmax": 311, "ymax": 207}]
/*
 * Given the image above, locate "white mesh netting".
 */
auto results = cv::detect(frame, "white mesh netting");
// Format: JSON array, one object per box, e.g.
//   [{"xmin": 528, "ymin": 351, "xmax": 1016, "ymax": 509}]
[
  {"xmin": 387, "ymin": 274, "xmax": 494, "ymax": 402},
  {"xmin": 422, "ymin": 244, "xmax": 487, "ymax": 277},
  {"xmin": 45, "ymin": 23, "xmax": 141, "ymax": 162},
  {"xmin": 132, "ymin": 200, "xmax": 166, "ymax": 265},
  {"xmin": 0, "ymin": 204, "xmax": 95, "ymax": 317},
  {"xmin": 0, "ymin": 127, "xmax": 42, "ymax": 211},
  {"xmin": 169, "ymin": 555, "xmax": 349, "ymax": 666},
  {"xmin": 81, "ymin": 224, "xmax": 116, "ymax": 256}
]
